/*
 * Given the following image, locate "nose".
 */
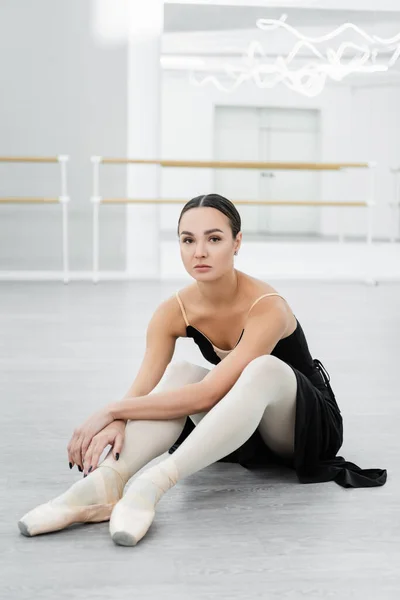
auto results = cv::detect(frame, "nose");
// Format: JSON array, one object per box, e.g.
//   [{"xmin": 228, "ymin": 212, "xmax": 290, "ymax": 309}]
[{"xmin": 194, "ymin": 241, "xmax": 207, "ymax": 258}]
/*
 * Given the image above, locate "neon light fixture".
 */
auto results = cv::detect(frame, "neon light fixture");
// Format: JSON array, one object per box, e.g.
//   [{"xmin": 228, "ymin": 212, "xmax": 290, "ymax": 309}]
[{"xmin": 189, "ymin": 14, "xmax": 400, "ymax": 97}]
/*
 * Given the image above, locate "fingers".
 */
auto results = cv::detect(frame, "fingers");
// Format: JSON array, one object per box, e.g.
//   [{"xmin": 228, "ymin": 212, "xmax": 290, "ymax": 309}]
[
  {"xmin": 81, "ymin": 437, "xmax": 91, "ymax": 465},
  {"xmin": 82, "ymin": 441, "xmax": 96, "ymax": 476},
  {"xmin": 72, "ymin": 444, "xmax": 84, "ymax": 472},
  {"xmin": 82, "ymin": 442, "xmax": 93, "ymax": 477},
  {"xmin": 67, "ymin": 436, "xmax": 74, "ymax": 469},
  {"xmin": 113, "ymin": 433, "xmax": 124, "ymax": 460},
  {"xmin": 83, "ymin": 438, "xmax": 108, "ymax": 476},
  {"xmin": 67, "ymin": 430, "xmax": 84, "ymax": 472},
  {"xmin": 68, "ymin": 426, "xmax": 122, "ymax": 475}
]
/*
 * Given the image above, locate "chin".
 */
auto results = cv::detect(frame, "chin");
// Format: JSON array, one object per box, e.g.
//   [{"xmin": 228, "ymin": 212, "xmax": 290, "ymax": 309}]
[
  {"xmin": 189, "ymin": 267, "xmax": 212, "ymax": 279},
  {"xmin": 192, "ymin": 270, "xmax": 212, "ymax": 279}
]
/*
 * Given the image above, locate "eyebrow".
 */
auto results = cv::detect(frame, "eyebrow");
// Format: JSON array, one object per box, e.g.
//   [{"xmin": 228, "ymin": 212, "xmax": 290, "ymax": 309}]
[{"xmin": 179, "ymin": 228, "xmax": 224, "ymax": 236}]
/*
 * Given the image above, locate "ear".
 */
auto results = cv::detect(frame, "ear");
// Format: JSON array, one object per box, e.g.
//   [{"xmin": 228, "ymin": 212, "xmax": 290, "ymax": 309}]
[{"xmin": 235, "ymin": 232, "xmax": 242, "ymax": 253}]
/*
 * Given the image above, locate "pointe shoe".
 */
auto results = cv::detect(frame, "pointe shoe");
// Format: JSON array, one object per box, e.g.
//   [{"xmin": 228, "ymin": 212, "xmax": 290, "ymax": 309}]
[
  {"xmin": 109, "ymin": 494, "xmax": 155, "ymax": 547},
  {"xmin": 18, "ymin": 500, "xmax": 117, "ymax": 537},
  {"xmin": 109, "ymin": 460, "xmax": 179, "ymax": 546}
]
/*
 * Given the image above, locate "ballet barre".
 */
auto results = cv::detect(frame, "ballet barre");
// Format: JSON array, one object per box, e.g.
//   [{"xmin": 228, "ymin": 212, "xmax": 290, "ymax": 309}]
[
  {"xmin": 0, "ymin": 197, "xmax": 60, "ymax": 203},
  {"xmin": 100, "ymin": 198, "xmax": 368, "ymax": 206},
  {"xmin": 0, "ymin": 156, "xmax": 60, "ymax": 163},
  {"xmin": 0, "ymin": 155, "xmax": 70, "ymax": 283},
  {"xmin": 90, "ymin": 157, "xmax": 376, "ymax": 282},
  {"xmin": 99, "ymin": 158, "xmax": 369, "ymax": 170}
]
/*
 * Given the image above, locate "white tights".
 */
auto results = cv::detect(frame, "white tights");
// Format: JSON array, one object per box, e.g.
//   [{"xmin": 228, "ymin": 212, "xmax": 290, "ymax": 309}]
[
  {"xmin": 103, "ymin": 354, "xmax": 297, "ymax": 481},
  {"xmin": 18, "ymin": 355, "xmax": 297, "ymax": 541}
]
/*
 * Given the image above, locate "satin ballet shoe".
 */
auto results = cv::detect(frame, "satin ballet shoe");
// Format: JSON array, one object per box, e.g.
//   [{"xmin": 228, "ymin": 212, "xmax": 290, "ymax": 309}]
[
  {"xmin": 18, "ymin": 500, "xmax": 117, "ymax": 537},
  {"xmin": 109, "ymin": 460, "xmax": 179, "ymax": 546},
  {"xmin": 109, "ymin": 493, "xmax": 156, "ymax": 547}
]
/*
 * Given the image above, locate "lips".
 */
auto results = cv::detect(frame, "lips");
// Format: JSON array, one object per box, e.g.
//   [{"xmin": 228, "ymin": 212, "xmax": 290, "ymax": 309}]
[{"xmin": 194, "ymin": 265, "xmax": 211, "ymax": 268}]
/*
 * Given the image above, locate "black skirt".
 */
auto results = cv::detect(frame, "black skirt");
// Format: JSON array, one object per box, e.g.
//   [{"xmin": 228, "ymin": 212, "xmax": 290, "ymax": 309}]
[{"xmin": 168, "ymin": 358, "xmax": 387, "ymax": 489}]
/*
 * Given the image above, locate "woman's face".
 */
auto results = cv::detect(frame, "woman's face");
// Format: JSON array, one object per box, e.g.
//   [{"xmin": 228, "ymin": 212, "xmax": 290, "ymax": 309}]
[{"xmin": 178, "ymin": 207, "xmax": 240, "ymax": 280}]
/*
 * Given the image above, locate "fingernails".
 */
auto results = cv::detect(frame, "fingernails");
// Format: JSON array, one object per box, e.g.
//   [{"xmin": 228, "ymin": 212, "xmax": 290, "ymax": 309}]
[
  {"xmin": 78, "ymin": 465, "xmax": 83, "ymax": 472},
  {"xmin": 116, "ymin": 453, "xmax": 120, "ymax": 461},
  {"xmin": 83, "ymin": 474, "xmax": 87, "ymax": 478},
  {"xmin": 88, "ymin": 466, "xmax": 92, "ymax": 473},
  {"xmin": 69, "ymin": 462, "xmax": 72, "ymax": 469}
]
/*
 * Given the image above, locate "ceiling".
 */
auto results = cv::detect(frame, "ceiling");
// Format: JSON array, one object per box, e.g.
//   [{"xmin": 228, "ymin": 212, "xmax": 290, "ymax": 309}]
[
  {"xmin": 162, "ymin": 2, "xmax": 400, "ymax": 86},
  {"xmin": 164, "ymin": 4, "xmax": 400, "ymax": 33}
]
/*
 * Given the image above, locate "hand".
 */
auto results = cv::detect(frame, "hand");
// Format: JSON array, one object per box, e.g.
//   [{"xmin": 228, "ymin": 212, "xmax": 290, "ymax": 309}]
[
  {"xmin": 82, "ymin": 420, "xmax": 126, "ymax": 475},
  {"xmin": 67, "ymin": 407, "xmax": 114, "ymax": 473}
]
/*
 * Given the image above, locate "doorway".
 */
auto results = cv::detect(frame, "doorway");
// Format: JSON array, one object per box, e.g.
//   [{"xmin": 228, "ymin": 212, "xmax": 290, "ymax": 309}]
[{"xmin": 213, "ymin": 106, "xmax": 321, "ymax": 236}]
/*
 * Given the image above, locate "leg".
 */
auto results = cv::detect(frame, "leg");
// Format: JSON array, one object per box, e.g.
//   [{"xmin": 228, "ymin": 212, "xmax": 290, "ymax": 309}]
[
  {"xmin": 109, "ymin": 355, "xmax": 297, "ymax": 545},
  {"xmin": 18, "ymin": 360, "xmax": 210, "ymax": 537},
  {"xmin": 256, "ymin": 367, "xmax": 296, "ymax": 460},
  {"xmin": 100, "ymin": 360, "xmax": 211, "ymax": 482}
]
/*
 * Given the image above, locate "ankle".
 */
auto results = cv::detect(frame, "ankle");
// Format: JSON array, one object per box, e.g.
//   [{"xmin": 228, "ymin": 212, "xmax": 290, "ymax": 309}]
[
  {"xmin": 98, "ymin": 465, "xmax": 126, "ymax": 488},
  {"xmin": 99, "ymin": 455, "xmax": 131, "ymax": 486},
  {"xmin": 130, "ymin": 459, "xmax": 180, "ymax": 502},
  {"xmin": 52, "ymin": 465, "xmax": 124, "ymax": 508},
  {"xmin": 96, "ymin": 466, "xmax": 125, "ymax": 502}
]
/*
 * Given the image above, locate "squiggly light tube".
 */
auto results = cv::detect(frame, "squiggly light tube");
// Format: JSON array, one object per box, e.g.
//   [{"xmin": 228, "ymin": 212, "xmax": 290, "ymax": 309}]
[{"xmin": 189, "ymin": 14, "xmax": 400, "ymax": 97}]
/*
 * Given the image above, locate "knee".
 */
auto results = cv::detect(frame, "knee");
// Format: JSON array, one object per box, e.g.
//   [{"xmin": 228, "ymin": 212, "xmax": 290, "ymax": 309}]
[
  {"xmin": 166, "ymin": 360, "xmax": 192, "ymax": 376},
  {"xmin": 162, "ymin": 360, "xmax": 209, "ymax": 388},
  {"xmin": 240, "ymin": 354, "xmax": 286, "ymax": 381},
  {"xmin": 162, "ymin": 360, "xmax": 192, "ymax": 386}
]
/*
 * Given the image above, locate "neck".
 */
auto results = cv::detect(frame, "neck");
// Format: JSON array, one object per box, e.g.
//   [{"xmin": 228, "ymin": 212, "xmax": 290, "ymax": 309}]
[{"xmin": 196, "ymin": 269, "xmax": 241, "ymax": 309}]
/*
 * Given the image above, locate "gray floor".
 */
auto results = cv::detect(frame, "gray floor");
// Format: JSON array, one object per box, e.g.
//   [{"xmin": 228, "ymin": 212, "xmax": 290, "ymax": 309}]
[{"xmin": 1, "ymin": 280, "xmax": 399, "ymax": 599}]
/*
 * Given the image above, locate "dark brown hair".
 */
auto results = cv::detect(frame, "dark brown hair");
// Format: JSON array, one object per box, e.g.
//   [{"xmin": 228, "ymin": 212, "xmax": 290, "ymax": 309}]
[{"xmin": 177, "ymin": 194, "xmax": 241, "ymax": 239}]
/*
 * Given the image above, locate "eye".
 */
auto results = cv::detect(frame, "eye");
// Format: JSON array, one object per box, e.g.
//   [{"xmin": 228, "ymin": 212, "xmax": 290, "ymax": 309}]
[{"xmin": 182, "ymin": 237, "xmax": 221, "ymax": 244}]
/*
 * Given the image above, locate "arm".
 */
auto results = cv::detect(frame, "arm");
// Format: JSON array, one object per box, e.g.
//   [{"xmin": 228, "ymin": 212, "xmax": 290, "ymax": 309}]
[
  {"xmin": 119, "ymin": 295, "xmax": 180, "ymax": 404},
  {"xmin": 86, "ymin": 297, "xmax": 179, "ymax": 435},
  {"xmin": 68, "ymin": 294, "xmax": 187, "ymax": 470},
  {"xmin": 108, "ymin": 380, "xmax": 211, "ymax": 421},
  {"xmin": 190, "ymin": 298, "xmax": 289, "ymax": 409},
  {"xmin": 107, "ymin": 293, "xmax": 212, "ymax": 419},
  {"xmin": 107, "ymin": 298, "xmax": 289, "ymax": 420}
]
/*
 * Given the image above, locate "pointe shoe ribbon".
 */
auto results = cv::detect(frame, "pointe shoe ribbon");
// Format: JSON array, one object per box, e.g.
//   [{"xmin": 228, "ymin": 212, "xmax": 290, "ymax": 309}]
[{"xmin": 109, "ymin": 459, "xmax": 179, "ymax": 547}]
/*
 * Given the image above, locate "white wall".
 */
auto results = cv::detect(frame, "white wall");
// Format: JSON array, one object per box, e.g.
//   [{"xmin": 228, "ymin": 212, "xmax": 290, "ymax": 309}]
[
  {"xmin": 351, "ymin": 85, "xmax": 400, "ymax": 234},
  {"xmin": 0, "ymin": 0, "xmax": 128, "ymax": 272},
  {"xmin": 160, "ymin": 71, "xmax": 398, "ymax": 240}
]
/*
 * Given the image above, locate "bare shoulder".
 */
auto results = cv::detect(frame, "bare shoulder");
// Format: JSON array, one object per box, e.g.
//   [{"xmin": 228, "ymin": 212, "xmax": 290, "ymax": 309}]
[
  {"xmin": 242, "ymin": 272, "xmax": 279, "ymax": 296},
  {"xmin": 239, "ymin": 272, "xmax": 286, "ymax": 305},
  {"xmin": 241, "ymin": 272, "xmax": 296, "ymax": 336},
  {"xmin": 173, "ymin": 282, "xmax": 204, "ymax": 320},
  {"xmin": 161, "ymin": 272, "xmax": 296, "ymax": 339},
  {"xmin": 153, "ymin": 291, "xmax": 189, "ymax": 339}
]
